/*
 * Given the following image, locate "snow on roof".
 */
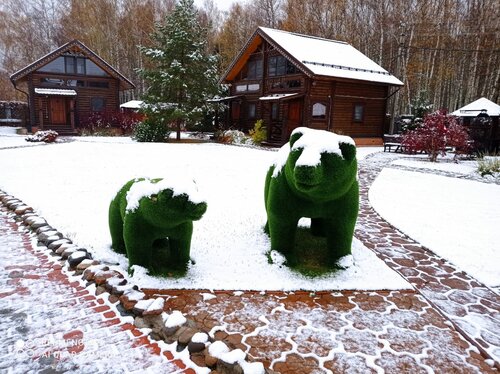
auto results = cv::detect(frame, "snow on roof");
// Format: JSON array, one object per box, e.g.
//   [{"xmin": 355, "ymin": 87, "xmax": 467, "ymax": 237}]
[
  {"xmin": 34, "ymin": 88, "xmax": 77, "ymax": 96},
  {"xmin": 259, "ymin": 27, "xmax": 403, "ymax": 86},
  {"xmin": 120, "ymin": 100, "xmax": 144, "ymax": 109},
  {"xmin": 259, "ymin": 93, "xmax": 299, "ymax": 101},
  {"xmin": 451, "ymin": 97, "xmax": 500, "ymax": 117}
]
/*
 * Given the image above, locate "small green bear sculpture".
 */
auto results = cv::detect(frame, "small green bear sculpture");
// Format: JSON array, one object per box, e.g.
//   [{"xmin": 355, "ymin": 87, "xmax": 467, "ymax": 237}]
[
  {"xmin": 109, "ymin": 177, "xmax": 207, "ymax": 276},
  {"xmin": 264, "ymin": 127, "xmax": 359, "ymax": 267}
]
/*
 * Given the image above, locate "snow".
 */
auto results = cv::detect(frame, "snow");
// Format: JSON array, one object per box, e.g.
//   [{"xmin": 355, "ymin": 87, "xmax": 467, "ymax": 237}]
[
  {"xmin": 219, "ymin": 348, "xmax": 246, "ymax": 364},
  {"xmin": 369, "ymin": 168, "xmax": 500, "ymax": 287},
  {"xmin": 191, "ymin": 332, "xmax": 209, "ymax": 344},
  {"xmin": 0, "ymin": 127, "xmax": 45, "ymax": 149},
  {"xmin": 120, "ymin": 100, "xmax": 144, "ymax": 109},
  {"xmin": 34, "ymin": 88, "xmax": 77, "ymax": 96},
  {"xmin": 125, "ymin": 177, "xmax": 205, "ymax": 212},
  {"xmin": 392, "ymin": 158, "xmax": 478, "ymax": 175},
  {"xmin": 451, "ymin": 97, "xmax": 500, "ymax": 117},
  {"xmin": 0, "ymin": 137, "xmax": 409, "ymax": 291},
  {"xmin": 259, "ymin": 27, "xmax": 403, "ymax": 86},
  {"xmin": 272, "ymin": 127, "xmax": 356, "ymax": 175},
  {"xmin": 164, "ymin": 310, "xmax": 187, "ymax": 328},
  {"xmin": 208, "ymin": 341, "xmax": 230, "ymax": 356}
]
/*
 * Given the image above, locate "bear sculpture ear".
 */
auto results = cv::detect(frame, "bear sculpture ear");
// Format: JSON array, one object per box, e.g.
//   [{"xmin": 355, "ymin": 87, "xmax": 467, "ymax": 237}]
[
  {"xmin": 289, "ymin": 130, "xmax": 304, "ymax": 147},
  {"xmin": 339, "ymin": 142, "xmax": 356, "ymax": 161}
]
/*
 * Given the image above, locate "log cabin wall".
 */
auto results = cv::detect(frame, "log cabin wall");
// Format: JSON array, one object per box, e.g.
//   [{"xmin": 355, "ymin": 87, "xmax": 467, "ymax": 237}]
[
  {"xmin": 31, "ymin": 72, "xmax": 119, "ymax": 128},
  {"xmin": 330, "ymin": 82, "xmax": 388, "ymax": 138}
]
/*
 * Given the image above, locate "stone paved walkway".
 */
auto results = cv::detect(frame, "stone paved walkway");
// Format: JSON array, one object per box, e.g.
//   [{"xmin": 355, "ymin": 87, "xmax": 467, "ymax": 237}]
[
  {"xmin": 357, "ymin": 153, "xmax": 500, "ymax": 364},
  {"xmin": 0, "ymin": 208, "xmax": 185, "ymax": 373},
  {"xmin": 0, "ymin": 151, "xmax": 499, "ymax": 373}
]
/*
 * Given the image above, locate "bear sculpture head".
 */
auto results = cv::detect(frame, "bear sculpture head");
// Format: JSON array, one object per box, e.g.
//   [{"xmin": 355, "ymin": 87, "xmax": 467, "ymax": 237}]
[
  {"xmin": 126, "ymin": 178, "xmax": 207, "ymax": 227},
  {"xmin": 281, "ymin": 127, "xmax": 357, "ymax": 201}
]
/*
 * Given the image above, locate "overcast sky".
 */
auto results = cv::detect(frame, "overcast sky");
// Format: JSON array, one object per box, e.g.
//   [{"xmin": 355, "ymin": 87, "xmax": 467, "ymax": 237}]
[{"xmin": 194, "ymin": 0, "xmax": 242, "ymax": 12}]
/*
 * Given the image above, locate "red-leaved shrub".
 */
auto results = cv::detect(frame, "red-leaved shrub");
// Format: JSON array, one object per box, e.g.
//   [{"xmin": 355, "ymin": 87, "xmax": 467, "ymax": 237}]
[
  {"xmin": 401, "ymin": 110, "xmax": 471, "ymax": 162},
  {"xmin": 82, "ymin": 110, "xmax": 145, "ymax": 135}
]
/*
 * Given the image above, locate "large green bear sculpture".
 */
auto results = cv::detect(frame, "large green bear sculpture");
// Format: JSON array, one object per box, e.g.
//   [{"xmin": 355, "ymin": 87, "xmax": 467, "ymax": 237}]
[
  {"xmin": 109, "ymin": 177, "xmax": 207, "ymax": 276},
  {"xmin": 264, "ymin": 127, "xmax": 359, "ymax": 267}
]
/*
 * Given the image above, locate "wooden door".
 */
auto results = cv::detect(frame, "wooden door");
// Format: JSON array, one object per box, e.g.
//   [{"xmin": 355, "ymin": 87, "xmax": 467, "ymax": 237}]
[
  {"xmin": 50, "ymin": 97, "xmax": 66, "ymax": 125},
  {"xmin": 286, "ymin": 99, "xmax": 302, "ymax": 138}
]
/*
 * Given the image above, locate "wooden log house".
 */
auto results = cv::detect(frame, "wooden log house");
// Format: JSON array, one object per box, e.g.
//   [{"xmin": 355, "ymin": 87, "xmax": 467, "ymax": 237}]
[
  {"xmin": 10, "ymin": 40, "xmax": 135, "ymax": 134},
  {"xmin": 217, "ymin": 27, "xmax": 403, "ymax": 146}
]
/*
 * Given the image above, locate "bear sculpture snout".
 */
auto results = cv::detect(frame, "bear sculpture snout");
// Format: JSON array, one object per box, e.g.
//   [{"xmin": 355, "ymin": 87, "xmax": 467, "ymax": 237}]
[{"xmin": 294, "ymin": 165, "xmax": 323, "ymax": 189}]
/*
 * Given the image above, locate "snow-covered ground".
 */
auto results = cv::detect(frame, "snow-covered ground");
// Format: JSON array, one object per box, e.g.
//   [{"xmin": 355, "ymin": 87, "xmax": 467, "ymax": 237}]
[
  {"xmin": 392, "ymin": 157, "xmax": 478, "ymax": 175},
  {"xmin": 0, "ymin": 126, "xmax": 46, "ymax": 149},
  {"xmin": 0, "ymin": 136, "xmax": 406, "ymax": 291},
  {"xmin": 370, "ymin": 167, "xmax": 500, "ymax": 288}
]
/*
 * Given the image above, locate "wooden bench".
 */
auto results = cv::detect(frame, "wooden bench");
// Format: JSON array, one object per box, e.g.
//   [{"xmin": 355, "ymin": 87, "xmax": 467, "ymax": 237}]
[{"xmin": 383, "ymin": 135, "xmax": 403, "ymax": 152}]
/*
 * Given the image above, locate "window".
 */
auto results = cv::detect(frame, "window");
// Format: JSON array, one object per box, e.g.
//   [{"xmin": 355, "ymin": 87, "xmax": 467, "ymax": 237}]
[
  {"xmin": 312, "ymin": 103, "xmax": 327, "ymax": 119},
  {"xmin": 353, "ymin": 104, "xmax": 365, "ymax": 122},
  {"xmin": 87, "ymin": 81, "xmax": 110, "ymax": 89},
  {"xmin": 247, "ymin": 84, "xmax": 260, "ymax": 91},
  {"xmin": 67, "ymin": 80, "xmax": 85, "ymax": 87},
  {"xmin": 268, "ymin": 55, "xmax": 299, "ymax": 77},
  {"xmin": 64, "ymin": 56, "xmax": 86, "ymax": 75},
  {"xmin": 236, "ymin": 85, "xmax": 247, "ymax": 92},
  {"xmin": 244, "ymin": 59, "xmax": 263, "ymax": 79},
  {"xmin": 41, "ymin": 78, "xmax": 65, "ymax": 86},
  {"xmin": 85, "ymin": 60, "xmax": 108, "ymax": 76},
  {"xmin": 248, "ymin": 103, "xmax": 256, "ymax": 119},
  {"xmin": 38, "ymin": 57, "xmax": 65, "ymax": 73},
  {"xmin": 271, "ymin": 103, "xmax": 279, "ymax": 121},
  {"xmin": 91, "ymin": 97, "xmax": 105, "ymax": 112}
]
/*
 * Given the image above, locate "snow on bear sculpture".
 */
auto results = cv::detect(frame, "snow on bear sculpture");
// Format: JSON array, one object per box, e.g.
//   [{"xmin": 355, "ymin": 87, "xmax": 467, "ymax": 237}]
[
  {"xmin": 264, "ymin": 127, "xmax": 359, "ymax": 267},
  {"xmin": 109, "ymin": 177, "xmax": 207, "ymax": 276}
]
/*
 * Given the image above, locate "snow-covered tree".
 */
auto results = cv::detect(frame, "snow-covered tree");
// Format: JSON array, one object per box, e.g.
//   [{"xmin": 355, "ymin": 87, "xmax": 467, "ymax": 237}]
[{"xmin": 138, "ymin": 0, "xmax": 220, "ymax": 140}]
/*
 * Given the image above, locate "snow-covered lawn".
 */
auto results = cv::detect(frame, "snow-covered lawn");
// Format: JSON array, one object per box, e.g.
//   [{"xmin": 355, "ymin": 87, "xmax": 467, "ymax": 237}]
[
  {"xmin": 0, "ymin": 137, "xmax": 406, "ymax": 291},
  {"xmin": 392, "ymin": 157, "xmax": 478, "ymax": 175},
  {"xmin": 369, "ymin": 168, "xmax": 500, "ymax": 288},
  {"xmin": 0, "ymin": 126, "xmax": 45, "ymax": 149}
]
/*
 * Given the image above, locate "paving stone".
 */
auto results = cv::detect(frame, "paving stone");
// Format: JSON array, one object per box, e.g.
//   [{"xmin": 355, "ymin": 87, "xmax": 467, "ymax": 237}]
[{"xmin": 0, "ymin": 206, "xmax": 184, "ymax": 373}]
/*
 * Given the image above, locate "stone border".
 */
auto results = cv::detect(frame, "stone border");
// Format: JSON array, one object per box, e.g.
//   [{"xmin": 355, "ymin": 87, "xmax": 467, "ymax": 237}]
[{"xmin": 0, "ymin": 190, "xmax": 274, "ymax": 374}]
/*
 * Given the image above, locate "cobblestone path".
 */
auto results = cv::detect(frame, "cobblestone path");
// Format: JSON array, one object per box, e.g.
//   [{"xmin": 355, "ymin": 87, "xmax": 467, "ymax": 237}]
[
  {"xmin": 0, "ymin": 208, "xmax": 184, "ymax": 373},
  {"xmin": 357, "ymin": 153, "xmax": 500, "ymax": 366}
]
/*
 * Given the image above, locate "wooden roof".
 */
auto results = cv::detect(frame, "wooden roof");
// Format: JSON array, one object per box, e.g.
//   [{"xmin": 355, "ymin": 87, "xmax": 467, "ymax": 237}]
[{"xmin": 10, "ymin": 40, "xmax": 135, "ymax": 90}]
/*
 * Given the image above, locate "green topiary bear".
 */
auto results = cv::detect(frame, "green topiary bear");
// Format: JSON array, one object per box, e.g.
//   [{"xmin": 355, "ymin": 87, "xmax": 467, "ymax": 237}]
[
  {"xmin": 109, "ymin": 177, "xmax": 207, "ymax": 276},
  {"xmin": 264, "ymin": 127, "xmax": 359, "ymax": 268}
]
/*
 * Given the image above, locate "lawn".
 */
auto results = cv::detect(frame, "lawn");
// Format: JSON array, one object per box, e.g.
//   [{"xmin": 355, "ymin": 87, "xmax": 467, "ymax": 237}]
[
  {"xmin": 0, "ymin": 131, "xmax": 406, "ymax": 291},
  {"xmin": 1, "ymin": 128, "xmax": 498, "ymax": 291}
]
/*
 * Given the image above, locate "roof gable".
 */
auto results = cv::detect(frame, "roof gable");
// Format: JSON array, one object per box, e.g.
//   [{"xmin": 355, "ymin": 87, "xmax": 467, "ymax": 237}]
[
  {"xmin": 222, "ymin": 27, "xmax": 403, "ymax": 86},
  {"xmin": 10, "ymin": 40, "xmax": 135, "ymax": 90}
]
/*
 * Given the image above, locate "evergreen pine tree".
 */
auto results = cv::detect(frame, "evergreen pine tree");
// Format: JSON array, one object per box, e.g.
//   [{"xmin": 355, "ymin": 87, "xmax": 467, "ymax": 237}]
[{"xmin": 138, "ymin": 0, "xmax": 220, "ymax": 140}]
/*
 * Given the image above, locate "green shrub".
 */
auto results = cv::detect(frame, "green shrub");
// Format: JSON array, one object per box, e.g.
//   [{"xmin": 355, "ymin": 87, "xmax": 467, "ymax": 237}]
[
  {"xmin": 477, "ymin": 156, "xmax": 500, "ymax": 177},
  {"xmin": 249, "ymin": 119, "xmax": 267, "ymax": 145},
  {"xmin": 133, "ymin": 119, "xmax": 170, "ymax": 142}
]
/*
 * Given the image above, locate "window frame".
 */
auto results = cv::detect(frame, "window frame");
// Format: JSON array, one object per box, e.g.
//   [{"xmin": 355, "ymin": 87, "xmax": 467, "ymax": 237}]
[
  {"xmin": 247, "ymin": 102, "xmax": 257, "ymax": 120},
  {"xmin": 312, "ymin": 102, "xmax": 327, "ymax": 119},
  {"xmin": 353, "ymin": 103, "xmax": 365, "ymax": 122},
  {"xmin": 90, "ymin": 97, "xmax": 106, "ymax": 112}
]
